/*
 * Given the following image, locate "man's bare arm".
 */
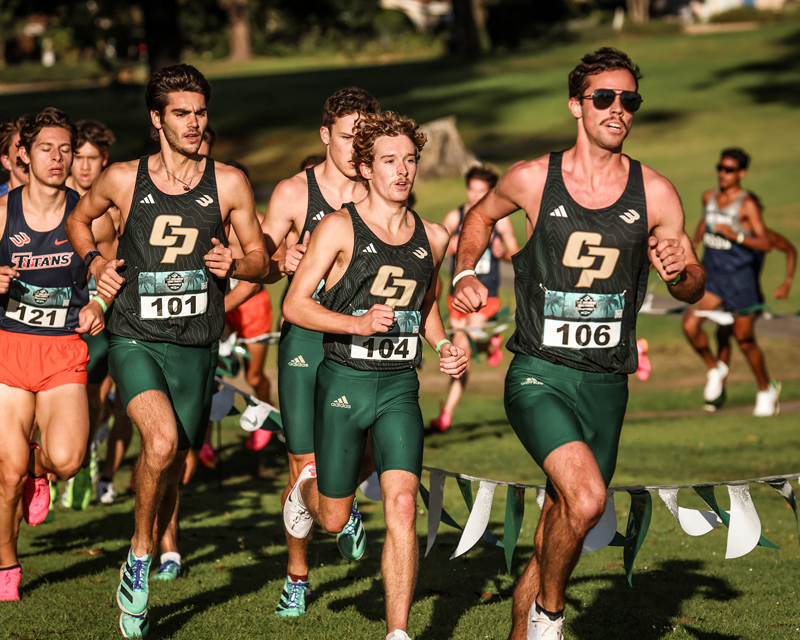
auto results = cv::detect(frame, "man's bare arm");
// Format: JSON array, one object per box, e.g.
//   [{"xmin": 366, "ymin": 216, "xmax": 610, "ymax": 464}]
[
  {"xmin": 495, "ymin": 215, "xmax": 520, "ymax": 260},
  {"xmin": 769, "ymin": 229, "xmax": 796, "ymax": 299},
  {"xmin": 215, "ymin": 167, "xmax": 269, "ymax": 282},
  {"xmin": 645, "ymin": 171, "xmax": 705, "ymax": 304},
  {"xmin": 260, "ymin": 177, "xmax": 306, "ymax": 284}
]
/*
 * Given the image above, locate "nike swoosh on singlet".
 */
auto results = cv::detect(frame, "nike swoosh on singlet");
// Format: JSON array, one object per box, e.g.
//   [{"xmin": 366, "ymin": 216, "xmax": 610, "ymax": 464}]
[{"xmin": 54, "ymin": 239, "xmax": 70, "ymax": 245}]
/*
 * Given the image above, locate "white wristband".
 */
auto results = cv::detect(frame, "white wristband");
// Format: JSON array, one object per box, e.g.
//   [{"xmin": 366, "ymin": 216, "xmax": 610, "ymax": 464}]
[{"xmin": 452, "ymin": 269, "xmax": 477, "ymax": 287}]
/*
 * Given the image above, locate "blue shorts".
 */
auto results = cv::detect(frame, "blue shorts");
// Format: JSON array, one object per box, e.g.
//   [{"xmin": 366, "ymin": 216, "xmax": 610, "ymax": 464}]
[{"xmin": 705, "ymin": 265, "xmax": 763, "ymax": 313}]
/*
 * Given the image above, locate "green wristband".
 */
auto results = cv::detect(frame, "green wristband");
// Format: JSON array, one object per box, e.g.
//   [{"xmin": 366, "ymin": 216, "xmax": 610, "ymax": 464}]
[
  {"xmin": 436, "ymin": 338, "xmax": 451, "ymax": 355},
  {"xmin": 91, "ymin": 295, "xmax": 108, "ymax": 313},
  {"xmin": 666, "ymin": 273, "xmax": 682, "ymax": 286}
]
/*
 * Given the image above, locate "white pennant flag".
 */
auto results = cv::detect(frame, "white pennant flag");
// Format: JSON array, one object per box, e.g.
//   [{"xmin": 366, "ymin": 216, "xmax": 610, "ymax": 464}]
[
  {"xmin": 451, "ymin": 481, "xmax": 497, "ymax": 559},
  {"xmin": 726, "ymin": 484, "xmax": 761, "ymax": 559},
  {"xmin": 582, "ymin": 493, "xmax": 617, "ymax": 553},
  {"xmin": 658, "ymin": 488, "xmax": 721, "ymax": 537},
  {"xmin": 239, "ymin": 401, "xmax": 272, "ymax": 432},
  {"xmin": 535, "ymin": 487, "xmax": 546, "ymax": 510},
  {"xmin": 209, "ymin": 386, "xmax": 236, "ymax": 422},
  {"xmin": 359, "ymin": 471, "xmax": 383, "ymax": 501}
]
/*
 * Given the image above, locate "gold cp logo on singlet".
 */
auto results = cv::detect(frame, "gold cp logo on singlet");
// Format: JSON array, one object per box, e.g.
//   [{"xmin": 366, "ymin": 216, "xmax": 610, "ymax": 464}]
[
  {"xmin": 370, "ymin": 265, "xmax": 417, "ymax": 307},
  {"xmin": 150, "ymin": 215, "xmax": 199, "ymax": 264},
  {"xmin": 562, "ymin": 232, "xmax": 620, "ymax": 288}
]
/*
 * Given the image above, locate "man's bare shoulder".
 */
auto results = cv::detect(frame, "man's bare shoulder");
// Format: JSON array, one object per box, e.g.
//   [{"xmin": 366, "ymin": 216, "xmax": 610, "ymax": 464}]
[
  {"xmin": 311, "ymin": 206, "xmax": 351, "ymax": 238},
  {"xmin": 214, "ymin": 160, "xmax": 251, "ymax": 189},
  {"xmin": 0, "ymin": 193, "xmax": 7, "ymax": 239},
  {"xmin": 498, "ymin": 156, "xmax": 550, "ymax": 196},
  {"xmin": 270, "ymin": 170, "xmax": 309, "ymax": 207},
  {"xmin": 640, "ymin": 163, "xmax": 680, "ymax": 201},
  {"xmin": 701, "ymin": 188, "xmax": 715, "ymax": 203},
  {"xmin": 421, "ymin": 218, "xmax": 450, "ymax": 247},
  {"xmin": 104, "ymin": 159, "xmax": 140, "ymax": 183}
]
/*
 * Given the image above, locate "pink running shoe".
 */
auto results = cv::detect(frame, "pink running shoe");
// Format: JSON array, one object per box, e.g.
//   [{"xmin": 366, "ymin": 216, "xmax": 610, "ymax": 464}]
[
  {"xmin": 23, "ymin": 444, "xmax": 49, "ymax": 527},
  {"xmin": 487, "ymin": 335, "xmax": 504, "ymax": 368},
  {"xmin": 430, "ymin": 412, "xmax": 452, "ymax": 433},
  {"xmin": 636, "ymin": 339, "xmax": 651, "ymax": 382},
  {"xmin": 246, "ymin": 429, "xmax": 272, "ymax": 451},
  {"xmin": 0, "ymin": 566, "xmax": 21, "ymax": 601},
  {"xmin": 199, "ymin": 443, "xmax": 216, "ymax": 469}
]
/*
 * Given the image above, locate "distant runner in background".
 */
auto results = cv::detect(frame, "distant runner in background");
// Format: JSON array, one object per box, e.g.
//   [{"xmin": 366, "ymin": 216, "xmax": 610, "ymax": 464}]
[
  {"xmin": 0, "ymin": 117, "xmax": 31, "ymax": 195},
  {"xmin": 682, "ymin": 148, "xmax": 779, "ymax": 416},
  {"xmin": 431, "ymin": 166, "xmax": 519, "ymax": 432}
]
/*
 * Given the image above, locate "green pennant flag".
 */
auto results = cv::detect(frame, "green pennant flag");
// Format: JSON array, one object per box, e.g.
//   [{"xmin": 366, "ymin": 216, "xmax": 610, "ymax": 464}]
[
  {"xmin": 694, "ymin": 486, "xmax": 779, "ymax": 550},
  {"xmin": 623, "ymin": 490, "xmax": 652, "ymax": 586},
  {"xmin": 766, "ymin": 479, "xmax": 798, "ymax": 543},
  {"xmin": 419, "ymin": 483, "xmax": 463, "ymax": 531},
  {"xmin": 504, "ymin": 486, "xmax": 525, "ymax": 574}
]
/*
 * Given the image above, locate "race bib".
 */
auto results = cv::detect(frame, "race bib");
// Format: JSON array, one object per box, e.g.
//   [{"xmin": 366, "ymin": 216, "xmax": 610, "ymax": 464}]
[
  {"xmin": 5, "ymin": 279, "xmax": 70, "ymax": 328},
  {"xmin": 703, "ymin": 232, "xmax": 732, "ymax": 251},
  {"xmin": 475, "ymin": 248, "xmax": 492, "ymax": 275},
  {"xmin": 349, "ymin": 309, "xmax": 420, "ymax": 361},
  {"xmin": 139, "ymin": 269, "xmax": 208, "ymax": 320},
  {"xmin": 541, "ymin": 290, "xmax": 624, "ymax": 350}
]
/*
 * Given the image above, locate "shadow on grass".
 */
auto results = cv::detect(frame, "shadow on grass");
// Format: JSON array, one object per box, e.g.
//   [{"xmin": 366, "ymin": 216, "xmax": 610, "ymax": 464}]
[
  {"xmin": 694, "ymin": 27, "xmax": 800, "ymax": 107},
  {"xmin": 570, "ymin": 560, "xmax": 741, "ymax": 640}
]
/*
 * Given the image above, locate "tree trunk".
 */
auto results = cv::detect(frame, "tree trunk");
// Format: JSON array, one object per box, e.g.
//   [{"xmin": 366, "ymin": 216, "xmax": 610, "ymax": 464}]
[
  {"xmin": 142, "ymin": 0, "xmax": 182, "ymax": 72},
  {"xmin": 226, "ymin": 0, "xmax": 251, "ymax": 62},
  {"xmin": 451, "ymin": 0, "xmax": 481, "ymax": 57},
  {"xmin": 626, "ymin": 0, "xmax": 650, "ymax": 24}
]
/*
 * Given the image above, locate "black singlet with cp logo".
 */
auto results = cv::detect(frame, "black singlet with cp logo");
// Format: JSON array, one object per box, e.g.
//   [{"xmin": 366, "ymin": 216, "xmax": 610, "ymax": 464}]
[
  {"xmin": 507, "ymin": 151, "xmax": 649, "ymax": 375},
  {"xmin": 318, "ymin": 202, "xmax": 434, "ymax": 371},
  {"xmin": 108, "ymin": 156, "xmax": 227, "ymax": 346}
]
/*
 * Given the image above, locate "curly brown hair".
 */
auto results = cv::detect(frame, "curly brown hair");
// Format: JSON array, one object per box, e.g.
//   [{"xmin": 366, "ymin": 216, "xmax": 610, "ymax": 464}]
[
  {"xmin": 351, "ymin": 111, "xmax": 426, "ymax": 187},
  {"xmin": 76, "ymin": 120, "xmax": 116, "ymax": 155},
  {"xmin": 0, "ymin": 117, "xmax": 26, "ymax": 158},
  {"xmin": 145, "ymin": 63, "xmax": 211, "ymax": 141},
  {"xmin": 568, "ymin": 47, "xmax": 642, "ymax": 99},
  {"xmin": 16, "ymin": 108, "xmax": 77, "ymax": 174},
  {"xmin": 322, "ymin": 87, "xmax": 380, "ymax": 129}
]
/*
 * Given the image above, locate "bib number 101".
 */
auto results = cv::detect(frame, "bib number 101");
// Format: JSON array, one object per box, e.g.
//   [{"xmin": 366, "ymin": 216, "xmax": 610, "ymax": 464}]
[
  {"xmin": 542, "ymin": 319, "xmax": 621, "ymax": 349},
  {"xmin": 141, "ymin": 293, "xmax": 207, "ymax": 320},
  {"xmin": 350, "ymin": 335, "xmax": 417, "ymax": 361}
]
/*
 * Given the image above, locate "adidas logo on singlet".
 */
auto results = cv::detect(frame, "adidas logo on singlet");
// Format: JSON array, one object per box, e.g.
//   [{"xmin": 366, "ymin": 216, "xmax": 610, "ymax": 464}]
[
  {"xmin": 288, "ymin": 355, "xmax": 308, "ymax": 367},
  {"xmin": 549, "ymin": 205, "xmax": 568, "ymax": 218},
  {"xmin": 521, "ymin": 377, "xmax": 544, "ymax": 386},
  {"xmin": 363, "ymin": 243, "xmax": 377, "ymax": 254},
  {"xmin": 313, "ymin": 211, "xmax": 325, "ymax": 222},
  {"xmin": 140, "ymin": 194, "xmax": 155, "ymax": 204},
  {"xmin": 331, "ymin": 396, "xmax": 351, "ymax": 409}
]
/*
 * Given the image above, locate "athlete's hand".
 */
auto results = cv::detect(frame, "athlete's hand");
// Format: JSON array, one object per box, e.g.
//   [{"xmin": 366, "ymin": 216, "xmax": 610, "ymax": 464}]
[
  {"xmin": 453, "ymin": 276, "xmax": 488, "ymax": 314},
  {"xmin": 774, "ymin": 281, "xmax": 792, "ymax": 299},
  {"xmin": 205, "ymin": 238, "xmax": 234, "ymax": 279},
  {"xmin": 713, "ymin": 223, "xmax": 734, "ymax": 240},
  {"xmin": 439, "ymin": 342, "xmax": 468, "ymax": 379},
  {"xmin": 490, "ymin": 234, "xmax": 505, "ymax": 259},
  {"xmin": 285, "ymin": 231, "xmax": 310, "ymax": 275},
  {"xmin": 353, "ymin": 304, "xmax": 395, "ymax": 335},
  {"xmin": 0, "ymin": 265, "xmax": 19, "ymax": 295},
  {"xmin": 91, "ymin": 257, "xmax": 126, "ymax": 298},
  {"xmin": 648, "ymin": 236, "xmax": 686, "ymax": 282},
  {"xmin": 76, "ymin": 301, "xmax": 105, "ymax": 336}
]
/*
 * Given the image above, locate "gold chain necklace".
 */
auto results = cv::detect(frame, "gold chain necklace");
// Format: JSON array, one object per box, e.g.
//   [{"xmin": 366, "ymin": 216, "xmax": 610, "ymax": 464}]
[{"xmin": 159, "ymin": 152, "xmax": 201, "ymax": 192}]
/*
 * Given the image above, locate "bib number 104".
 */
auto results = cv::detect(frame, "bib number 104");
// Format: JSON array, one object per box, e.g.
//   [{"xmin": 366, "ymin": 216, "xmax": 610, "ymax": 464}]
[
  {"xmin": 350, "ymin": 335, "xmax": 417, "ymax": 361},
  {"xmin": 543, "ymin": 319, "xmax": 621, "ymax": 349}
]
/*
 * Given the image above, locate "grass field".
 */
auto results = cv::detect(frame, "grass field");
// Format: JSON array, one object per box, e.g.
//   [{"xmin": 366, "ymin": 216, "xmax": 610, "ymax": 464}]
[{"xmin": 2, "ymin": 19, "xmax": 800, "ymax": 640}]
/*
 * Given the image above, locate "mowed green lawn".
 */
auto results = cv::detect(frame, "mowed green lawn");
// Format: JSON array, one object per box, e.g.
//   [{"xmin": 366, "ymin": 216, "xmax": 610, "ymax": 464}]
[{"xmin": 2, "ymin": 19, "xmax": 800, "ymax": 640}]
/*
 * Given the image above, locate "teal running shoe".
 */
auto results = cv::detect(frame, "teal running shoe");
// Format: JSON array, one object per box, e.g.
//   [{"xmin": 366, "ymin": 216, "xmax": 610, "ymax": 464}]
[
  {"xmin": 337, "ymin": 499, "xmax": 366, "ymax": 561},
  {"xmin": 151, "ymin": 560, "xmax": 181, "ymax": 581},
  {"xmin": 117, "ymin": 549, "xmax": 151, "ymax": 615},
  {"xmin": 90, "ymin": 441, "xmax": 100, "ymax": 484},
  {"xmin": 120, "ymin": 610, "xmax": 150, "ymax": 638},
  {"xmin": 274, "ymin": 576, "xmax": 311, "ymax": 617},
  {"xmin": 71, "ymin": 465, "xmax": 92, "ymax": 511},
  {"xmin": 61, "ymin": 478, "xmax": 73, "ymax": 509}
]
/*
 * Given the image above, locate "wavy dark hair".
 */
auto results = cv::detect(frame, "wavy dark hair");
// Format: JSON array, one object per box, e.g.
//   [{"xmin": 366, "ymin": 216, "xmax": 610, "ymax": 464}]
[
  {"xmin": 16, "ymin": 108, "xmax": 77, "ymax": 174},
  {"xmin": 352, "ymin": 111, "xmax": 426, "ymax": 187},
  {"xmin": 322, "ymin": 87, "xmax": 380, "ymax": 129},
  {"xmin": 568, "ymin": 47, "xmax": 643, "ymax": 99},
  {"xmin": 145, "ymin": 63, "xmax": 211, "ymax": 141}
]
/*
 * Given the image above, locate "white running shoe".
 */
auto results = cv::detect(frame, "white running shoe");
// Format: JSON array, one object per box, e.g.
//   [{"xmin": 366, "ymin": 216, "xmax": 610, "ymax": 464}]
[
  {"xmin": 386, "ymin": 630, "xmax": 412, "ymax": 640},
  {"xmin": 753, "ymin": 380, "xmax": 781, "ymax": 417},
  {"xmin": 527, "ymin": 605, "xmax": 564, "ymax": 640},
  {"xmin": 703, "ymin": 361, "xmax": 729, "ymax": 403},
  {"xmin": 283, "ymin": 463, "xmax": 316, "ymax": 539},
  {"xmin": 97, "ymin": 479, "xmax": 116, "ymax": 504}
]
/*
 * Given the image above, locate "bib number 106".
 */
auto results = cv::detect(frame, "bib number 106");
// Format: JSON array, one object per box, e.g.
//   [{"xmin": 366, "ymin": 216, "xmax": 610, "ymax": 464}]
[{"xmin": 542, "ymin": 319, "xmax": 621, "ymax": 349}]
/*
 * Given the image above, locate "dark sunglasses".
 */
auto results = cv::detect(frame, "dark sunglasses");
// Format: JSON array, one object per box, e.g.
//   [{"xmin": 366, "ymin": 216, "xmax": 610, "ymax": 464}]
[
  {"xmin": 716, "ymin": 164, "xmax": 739, "ymax": 174},
  {"xmin": 581, "ymin": 89, "xmax": 643, "ymax": 113}
]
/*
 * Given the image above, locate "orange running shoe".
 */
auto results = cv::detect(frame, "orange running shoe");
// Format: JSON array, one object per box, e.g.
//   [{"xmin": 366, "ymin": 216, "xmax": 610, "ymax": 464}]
[
  {"xmin": 487, "ymin": 335, "xmax": 504, "ymax": 368},
  {"xmin": 430, "ymin": 412, "xmax": 452, "ymax": 433},
  {"xmin": 199, "ymin": 443, "xmax": 216, "ymax": 468},
  {"xmin": 0, "ymin": 566, "xmax": 21, "ymax": 601},
  {"xmin": 246, "ymin": 429, "xmax": 272, "ymax": 451},
  {"xmin": 636, "ymin": 339, "xmax": 651, "ymax": 382}
]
